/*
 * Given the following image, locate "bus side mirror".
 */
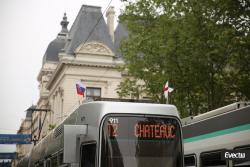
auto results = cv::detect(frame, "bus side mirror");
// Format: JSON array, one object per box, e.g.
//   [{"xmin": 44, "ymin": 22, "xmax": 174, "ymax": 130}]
[{"xmin": 63, "ymin": 125, "xmax": 87, "ymax": 163}]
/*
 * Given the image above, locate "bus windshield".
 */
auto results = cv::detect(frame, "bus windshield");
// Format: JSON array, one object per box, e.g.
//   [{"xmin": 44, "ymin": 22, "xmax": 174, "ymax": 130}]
[{"xmin": 101, "ymin": 115, "xmax": 183, "ymax": 167}]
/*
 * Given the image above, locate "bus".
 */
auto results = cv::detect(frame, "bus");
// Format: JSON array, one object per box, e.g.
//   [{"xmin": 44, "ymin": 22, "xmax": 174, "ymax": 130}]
[
  {"xmin": 17, "ymin": 101, "xmax": 184, "ymax": 167},
  {"xmin": 182, "ymin": 102, "xmax": 250, "ymax": 167}
]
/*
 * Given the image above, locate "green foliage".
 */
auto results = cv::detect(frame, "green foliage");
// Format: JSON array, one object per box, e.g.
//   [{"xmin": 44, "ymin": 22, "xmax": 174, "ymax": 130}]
[
  {"xmin": 48, "ymin": 124, "xmax": 56, "ymax": 131},
  {"xmin": 118, "ymin": 0, "xmax": 250, "ymax": 117},
  {"xmin": 116, "ymin": 78, "xmax": 145, "ymax": 99}
]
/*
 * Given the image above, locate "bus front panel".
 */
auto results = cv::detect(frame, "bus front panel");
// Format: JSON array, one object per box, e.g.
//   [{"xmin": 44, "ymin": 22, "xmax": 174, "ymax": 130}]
[{"xmin": 101, "ymin": 115, "xmax": 183, "ymax": 167}]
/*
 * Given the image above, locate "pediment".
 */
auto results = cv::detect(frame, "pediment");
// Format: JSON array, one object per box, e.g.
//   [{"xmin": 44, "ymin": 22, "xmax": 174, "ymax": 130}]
[{"xmin": 75, "ymin": 41, "xmax": 114, "ymax": 56}]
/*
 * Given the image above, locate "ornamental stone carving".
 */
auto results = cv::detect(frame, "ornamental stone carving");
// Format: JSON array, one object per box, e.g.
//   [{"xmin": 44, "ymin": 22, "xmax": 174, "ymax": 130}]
[{"xmin": 75, "ymin": 41, "xmax": 114, "ymax": 56}]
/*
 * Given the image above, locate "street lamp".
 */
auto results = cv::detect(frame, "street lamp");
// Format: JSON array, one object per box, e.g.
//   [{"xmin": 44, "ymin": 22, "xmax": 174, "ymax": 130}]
[{"xmin": 26, "ymin": 105, "xmax": 50, "ymax": 145}]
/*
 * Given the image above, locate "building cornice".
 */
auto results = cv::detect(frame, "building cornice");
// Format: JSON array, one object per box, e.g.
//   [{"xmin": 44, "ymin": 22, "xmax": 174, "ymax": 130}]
[
  {"xmin": 46, "ymin": 62, "xmax": 64, "ymax": 90},
  {"xmin": 46, "ymin": 58, "xmax": 120, "ymax": 90},
  {"xmin": 37, "ymin": 62, "xmax": 58, "ymax": 81}
]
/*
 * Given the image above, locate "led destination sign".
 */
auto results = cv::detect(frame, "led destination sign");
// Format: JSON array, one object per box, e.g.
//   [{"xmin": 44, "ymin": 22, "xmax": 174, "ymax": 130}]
[
  {"xmin": 106, "ymin": 116, "xmax": 177, "ymax": 140},
  {"xmin": 135, "ymin": 124, "xmax": 176, "ymax": 139}
]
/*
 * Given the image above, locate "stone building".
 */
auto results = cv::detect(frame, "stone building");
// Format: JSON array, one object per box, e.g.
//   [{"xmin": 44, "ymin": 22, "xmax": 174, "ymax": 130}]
[
  {"xmin": 15, "ymin": 5, "xmax": 129, "ymax": 162},
  {"xmin": 30, "ymin": 4, "xmax": 128, "ymax": 144},
  {"xmin": 12, "ymin": 110, "xmax": 33, "ymax": 166}
]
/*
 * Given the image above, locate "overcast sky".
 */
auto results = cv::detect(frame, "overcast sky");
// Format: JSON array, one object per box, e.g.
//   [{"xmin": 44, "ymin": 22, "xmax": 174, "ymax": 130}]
[{"xmin": 0, "ymin": 0, "xmax": 122, "ymax": 155}]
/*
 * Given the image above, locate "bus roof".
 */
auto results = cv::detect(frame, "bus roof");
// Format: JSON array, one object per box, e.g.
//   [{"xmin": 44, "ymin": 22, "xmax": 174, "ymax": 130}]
[
  {"xmin": 75, "ymin": 101, "xmax": 180, "ymax": 124},
  {"xmin": 182, "ymin": 102, "xmax": 250, "ymax": 126}
]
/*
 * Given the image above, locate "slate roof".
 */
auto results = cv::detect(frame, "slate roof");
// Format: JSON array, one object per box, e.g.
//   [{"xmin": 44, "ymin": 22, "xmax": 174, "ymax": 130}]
[
  {"xmin": 64, "ymin": 5, "xmax": 115, "ymax": 55},
  {"xmin": 42, "ymin": 13, "xmax": 69, "ymax": 64},
  {"xmin": 114, "ymin": 23, "xmax": 129, "ymax": 58},
  {"xmin": 25, "ymin": 110, "xmax": 32, "ymax": 118},
  {"xmin": 42, "ymin": 5, "xmax": 129, "ymax": 64},
  {"xmin": 42, "ymin": 38, "xmax": 66, "ymax": 64}
]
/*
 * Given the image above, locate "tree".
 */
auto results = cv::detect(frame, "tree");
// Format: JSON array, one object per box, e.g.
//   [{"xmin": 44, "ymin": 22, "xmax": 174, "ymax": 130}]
[
  {"xmin": 116, "ymin": 78, "xmax": 145, "ymax": 100},
  {"xmin": 118, "ymin": 0, "xmax": 250, "ymax": 117}
]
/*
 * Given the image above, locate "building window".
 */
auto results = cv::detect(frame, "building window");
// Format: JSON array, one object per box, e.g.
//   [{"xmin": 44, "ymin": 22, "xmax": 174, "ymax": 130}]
[{"xmin": 86, "ymin": 87, "xmax": 101, "ymax": 100}]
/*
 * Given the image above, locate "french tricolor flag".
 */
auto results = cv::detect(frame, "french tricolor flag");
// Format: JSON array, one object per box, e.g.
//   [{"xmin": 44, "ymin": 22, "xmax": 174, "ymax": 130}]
[{"xmin": 76, "ymin": 81, "xmax": 86, "ymax": 97}]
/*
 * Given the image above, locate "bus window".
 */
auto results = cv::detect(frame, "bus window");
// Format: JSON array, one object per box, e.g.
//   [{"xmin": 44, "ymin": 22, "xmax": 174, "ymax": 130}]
[
  {"xmin": 233, "ymin": 146, "xmax": 250, "ymax": 167},
  {"xmin": 184, "ymin": 154, "xmax": 196, "ymax": 167},
  {"xmin": 101, "ymin": 115, "xmax": 183, "ymax": 167},
  {"xmin": 36, "ymin": 161, "xmax": 43, "ymax": 167},
  {"xmin": 200, "ymin": 151, "xmax": 227, "ymax": 167},
  {"xmin": 46, "ymin": 159, "xmax": 51, "ymax": 167},
  {"xmin": 58, "ymin": 152, "xmax": 63, "ymax": 166},
  {"xmin": 51, "ymin": 156, "xmax": 57, "ymax": 167},
  {"xmin": 80, "ymin": 142, "xmax": 96, "ymax": 167}
]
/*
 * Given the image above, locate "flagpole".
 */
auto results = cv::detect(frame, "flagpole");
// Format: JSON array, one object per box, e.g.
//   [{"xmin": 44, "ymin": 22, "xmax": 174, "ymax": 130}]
[
  {"xmin": 77, "ymin": 96, "xmax": 81, "ymax": 105},
  {"xmin": 166, "ymin": 93, "xmax": 169, "ymax": 104}
]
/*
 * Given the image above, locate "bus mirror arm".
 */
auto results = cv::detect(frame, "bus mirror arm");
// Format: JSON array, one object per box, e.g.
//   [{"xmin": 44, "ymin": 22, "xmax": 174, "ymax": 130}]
[{"xmin": 63, "ymin": 125, "xmax": 88, "ymax": 164}]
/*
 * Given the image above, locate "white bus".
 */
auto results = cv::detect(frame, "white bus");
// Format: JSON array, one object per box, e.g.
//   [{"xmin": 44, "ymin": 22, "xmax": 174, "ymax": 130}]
[
  {"xmin": 182, "ymin": 102, "xmax": 250, "ymax": 167},
  {"xmin": 17, "ymin": 101, "xmax": 184, "ymax": 167}
]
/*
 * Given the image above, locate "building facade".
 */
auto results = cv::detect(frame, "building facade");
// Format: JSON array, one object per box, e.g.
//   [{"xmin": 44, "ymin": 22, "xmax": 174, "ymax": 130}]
[
  {"xmin": 12, "ymin": 110, "xmax": 32, "ymax": 166},
  {"xmin": 14, "ymin": 5, "xmax": 129, "ymax": 163},
  {"xmin": 24, "ymin": 4, "xmax": 128, "ymax": 149}
]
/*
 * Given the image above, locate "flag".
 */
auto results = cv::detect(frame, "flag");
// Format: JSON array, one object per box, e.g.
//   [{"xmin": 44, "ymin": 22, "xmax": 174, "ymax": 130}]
[
  {"xmin": 76, "ymin": 81, "xmax": 86, "ymax": 97},
  {"xmin": 163, "ymin": 81, "xmax": 174, "ymax": 99}
]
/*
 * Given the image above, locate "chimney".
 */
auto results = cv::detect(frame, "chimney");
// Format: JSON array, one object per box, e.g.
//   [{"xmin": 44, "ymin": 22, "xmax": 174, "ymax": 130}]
[{"xmin": 106, "ymin": 6, "xmax": 115, "ymax": 42}]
